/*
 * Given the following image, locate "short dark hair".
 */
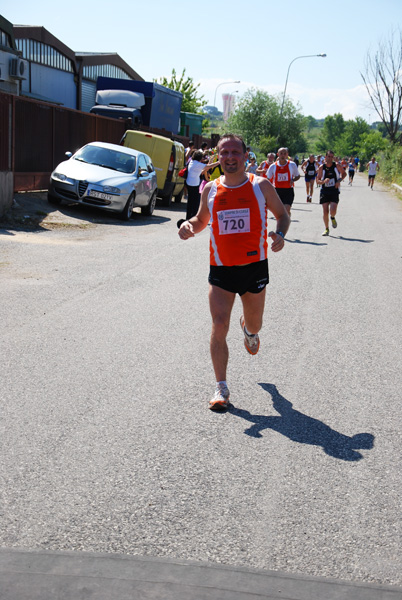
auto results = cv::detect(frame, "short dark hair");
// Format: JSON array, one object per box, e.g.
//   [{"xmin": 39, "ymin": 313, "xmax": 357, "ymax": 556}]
[
  {"xmin": 192, "ymin": 150, "xmax": 204, "ymax": 161},
  {"xmin": 217, "ymin": 133, "xmax": 247, "ymax": 153}
]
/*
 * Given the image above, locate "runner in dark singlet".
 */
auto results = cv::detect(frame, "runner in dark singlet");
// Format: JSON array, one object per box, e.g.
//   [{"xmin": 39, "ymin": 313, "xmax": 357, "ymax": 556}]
[
  {"xmin": 317, "ymin": 150, "xmax": 346, "ymax": 236},
  {"xmin": 301, "ymin": 154, "xmax": 318, "ymax": 202}
]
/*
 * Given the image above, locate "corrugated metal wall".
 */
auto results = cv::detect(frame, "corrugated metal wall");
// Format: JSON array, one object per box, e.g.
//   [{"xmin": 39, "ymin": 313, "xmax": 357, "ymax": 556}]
[
  {"xmin": 0, "ymin": 93, "xmax": 12, "ymax": 171},
  {"xmin": 0, "ymin": 91, "xmax": 212, "ymax": 192},
  {"xmin": 0, "ymin": 91, "xmax": 127, "ymax": 191},
  {"xmin": 81, "ymin": 80, "xmax": 96, "ymax": 113}
]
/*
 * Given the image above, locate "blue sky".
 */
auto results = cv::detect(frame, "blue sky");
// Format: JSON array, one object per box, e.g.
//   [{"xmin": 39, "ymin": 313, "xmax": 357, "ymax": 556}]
[{"xmin": 4, "ymin": 1, "xmax": 402, "ymax": 121}]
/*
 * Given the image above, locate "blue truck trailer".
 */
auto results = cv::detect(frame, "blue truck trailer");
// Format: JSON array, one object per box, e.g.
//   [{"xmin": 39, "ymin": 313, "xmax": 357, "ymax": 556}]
[{"xmin": 92, "ymin": 77, "xmax": 182, "ymax": 134}]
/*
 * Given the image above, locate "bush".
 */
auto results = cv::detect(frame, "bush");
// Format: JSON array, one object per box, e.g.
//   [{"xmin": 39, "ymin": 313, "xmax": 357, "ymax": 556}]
[{"xmin": 380, "ymin": 144, "xmax": 402, "ymax": 186}]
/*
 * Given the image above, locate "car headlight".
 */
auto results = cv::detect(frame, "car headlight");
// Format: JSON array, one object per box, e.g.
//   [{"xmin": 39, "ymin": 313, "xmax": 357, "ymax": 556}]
[
  {"xmin": 102, "ymin": 185, "xmax": 121, "ymax": 194},
  {"xmin": 52, "ymin": 172, "xmax": 75, "ymax": 185}
]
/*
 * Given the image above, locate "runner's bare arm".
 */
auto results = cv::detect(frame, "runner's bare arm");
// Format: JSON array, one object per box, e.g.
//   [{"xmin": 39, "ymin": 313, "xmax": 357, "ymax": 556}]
[
  {"xmin": 258, "ymin": 178, "xmax": 290, "ymax": 252},
  {"xmin": 335, "ymin": 164, "xmax": 346, "ymax": 188},
  {"xmin": 201, "ymin": 161, "xmax": 219, "ymax": 175},
  {"xmin": 316, "ymin": 165, "xmax": 325, "ymax": 185},
  {"xmin": 178, "ymin": 181, "xmax": 212, "ymax": 240}
]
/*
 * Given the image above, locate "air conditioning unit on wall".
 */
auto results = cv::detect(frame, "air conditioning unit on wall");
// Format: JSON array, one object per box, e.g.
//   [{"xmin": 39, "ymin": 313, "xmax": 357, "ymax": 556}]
[{"xmin": 9, "ymin": 58, "xmax": 27, "ymax": 80}]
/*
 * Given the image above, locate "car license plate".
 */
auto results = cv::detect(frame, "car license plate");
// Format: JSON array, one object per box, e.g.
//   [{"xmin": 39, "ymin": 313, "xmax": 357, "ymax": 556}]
[{"xmin": 88, "ymin": 190, "xmax": 112, "ymax": 201}]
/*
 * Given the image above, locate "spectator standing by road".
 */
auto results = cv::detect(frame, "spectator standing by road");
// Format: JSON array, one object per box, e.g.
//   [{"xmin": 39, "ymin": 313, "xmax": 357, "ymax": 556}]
[
  {"xmin": 178, "ymin": 134, "xmax": 290, "ymax": 411},
  {"xmin": 267, "ymin": 148, "xmax": 300, "ymax": 217},
  {"xmin": 246, "ymin": 156, "xmax": 258, "ymax": 174},
  {"xmin": 184, "ymin": 151, "xmax": 219, "ymax": 221},
  {"xmin": 185, "ymin": 141, "xmax": 195, "ymax": 163}
]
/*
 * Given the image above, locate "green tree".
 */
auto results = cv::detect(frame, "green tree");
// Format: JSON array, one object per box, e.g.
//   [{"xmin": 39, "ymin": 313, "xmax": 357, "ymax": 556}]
[
  {"xmin": 316, "ymin": 113, "xmax": 346, "ymax": 152},
  {"xmin": 226, "ymin": 88, "xmax": 305, "ymax": 153},
  {"xmin": 356, "ymin": 131, "xmax": 389, "ymax": 163},
  {"xmin": 334, "ymin": 117, "xmax": 370, "ymax": 156},
  {"xmin": 259, "ymin": 136, "xmax": 278, "ymax": 156},
  {"xmin": 305, "ymin": 115, "xmax": 317, "ymax": 132},
  {"xmin": 157, "ymin": 68, "xmax": 207, "ymax": 114}
]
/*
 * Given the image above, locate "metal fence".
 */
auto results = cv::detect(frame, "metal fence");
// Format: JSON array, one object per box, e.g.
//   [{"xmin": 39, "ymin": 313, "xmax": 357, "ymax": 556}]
[{"xmin": 0, "ymin": 91, "xmax": 215, "ymax": 192}]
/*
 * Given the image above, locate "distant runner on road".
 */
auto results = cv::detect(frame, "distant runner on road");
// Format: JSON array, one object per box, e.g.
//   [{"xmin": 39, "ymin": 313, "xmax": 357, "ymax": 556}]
[
  {"xmin": 267, "ymin": 148, "xmax": 300, "ymax": 217},
  {"xmin": 366, "ymin": 157, "xmax": 379, "ymax": 190},
  {"xmin": 301, "ymin": 154, "xmax": 318, "ymax": 202},
  {"xmin": 317, "ymin": 150, "xmax": 346, "ymax": 236}
]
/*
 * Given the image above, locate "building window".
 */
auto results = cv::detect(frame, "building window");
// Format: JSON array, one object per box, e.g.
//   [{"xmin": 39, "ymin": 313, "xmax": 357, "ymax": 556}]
[
  {"xmin": 15, "ymin": 39, "xmax": 74, "ymax": 73},
  {"xmin": 82, "ymin": 64, "xmax": 131, "ymax": 82},
  {"xmin": 0, "ymin": 29, "xmax": 12, "ymax": 49}
]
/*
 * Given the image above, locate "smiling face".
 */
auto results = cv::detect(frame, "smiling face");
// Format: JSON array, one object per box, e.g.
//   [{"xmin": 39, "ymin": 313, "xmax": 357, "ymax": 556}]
[{"xmin": 218, "ymin": 138, "xmax": 247, "ymax": 175}]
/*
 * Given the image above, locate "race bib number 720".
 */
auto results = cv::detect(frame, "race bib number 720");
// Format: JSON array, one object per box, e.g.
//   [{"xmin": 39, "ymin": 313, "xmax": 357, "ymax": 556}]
[{"xmin": 217, "ymin": 208, "xmax": 250, "ymax": 235}]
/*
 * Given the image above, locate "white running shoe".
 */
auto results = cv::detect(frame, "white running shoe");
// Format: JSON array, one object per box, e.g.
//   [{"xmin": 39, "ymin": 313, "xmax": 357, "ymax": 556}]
[
  {"xmin": 209, "ymin": 384, "xmax": 230, "ymax": 411},
  {"xmin": 240, "ymin": 315, "xmax": 260, "ymax": 355}
]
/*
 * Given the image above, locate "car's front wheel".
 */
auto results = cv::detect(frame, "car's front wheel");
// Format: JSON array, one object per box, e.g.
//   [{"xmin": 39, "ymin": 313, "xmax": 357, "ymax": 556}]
[
  {"xmin": 141, "ymin": 191, "xmax": 157, "ymax": 216},
  {"xmin": 121, "ymin": 193, "xmax": 135, "ymax": 221}
]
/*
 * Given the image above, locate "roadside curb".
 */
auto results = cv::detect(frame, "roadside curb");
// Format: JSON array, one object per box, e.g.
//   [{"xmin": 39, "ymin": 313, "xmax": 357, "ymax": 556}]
[{"xmin": 1, "ymin": 548, "xmax": 402, "ymax": 600}]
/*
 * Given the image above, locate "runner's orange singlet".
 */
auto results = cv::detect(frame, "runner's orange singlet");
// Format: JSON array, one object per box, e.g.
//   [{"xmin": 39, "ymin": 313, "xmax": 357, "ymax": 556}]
[
  {"xmin": 207, "ymin": 174, "xmax": 267, "ymax": 267},
  {"xmin": 273, "ymin": 160, "xmax": 293, "ymax": 188}
]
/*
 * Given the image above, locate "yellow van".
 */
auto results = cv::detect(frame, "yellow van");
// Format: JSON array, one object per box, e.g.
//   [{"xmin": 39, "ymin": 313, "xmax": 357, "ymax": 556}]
[{"xmin": 121, "ymin": 130, "xmax": 185, "ymax": 206}]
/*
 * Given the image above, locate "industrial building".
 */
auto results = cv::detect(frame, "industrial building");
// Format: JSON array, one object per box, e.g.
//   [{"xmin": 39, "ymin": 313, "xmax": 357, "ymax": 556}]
[{"xmin": 0, "ymin": 14, "xmax": 143, "ymax": 110}]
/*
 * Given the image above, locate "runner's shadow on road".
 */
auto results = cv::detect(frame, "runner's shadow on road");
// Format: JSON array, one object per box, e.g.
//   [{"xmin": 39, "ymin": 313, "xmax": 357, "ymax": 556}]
[
  {"xmin": 286, "ymin": 238, "xmax": 327, "ymax": 246},
  {"xmin": 335, "ymin": 236, "xmax": 374, "ymax": 243},
  {"xmin": 229, "ymin": 383, "xmax": 374, "ymax": 462}
]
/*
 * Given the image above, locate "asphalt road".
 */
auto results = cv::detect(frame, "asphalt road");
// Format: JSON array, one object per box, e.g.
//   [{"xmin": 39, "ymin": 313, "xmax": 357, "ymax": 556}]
[{"xmin": 1, "ymin": 174, "xmax": 401, "ymax": 588}]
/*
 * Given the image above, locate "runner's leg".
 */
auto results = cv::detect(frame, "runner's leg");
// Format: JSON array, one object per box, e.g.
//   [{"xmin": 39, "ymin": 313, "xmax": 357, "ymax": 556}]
[
  {"xmin": 322, "ymin": 201, "xmax": 330, "ymax": 229},
  {"xmin": 240, "ymin": 288, "xmax": 266, "ymax": 335},
  {"xmin": 209, "ymin": 285, "xmax": 236, "ymax": 382}
]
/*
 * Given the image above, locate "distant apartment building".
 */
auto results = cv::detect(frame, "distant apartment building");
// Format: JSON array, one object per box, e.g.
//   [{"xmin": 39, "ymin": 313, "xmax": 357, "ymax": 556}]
[{"xmin": 222, "ymin": 93, "xmax": 236, "ymax": 122}]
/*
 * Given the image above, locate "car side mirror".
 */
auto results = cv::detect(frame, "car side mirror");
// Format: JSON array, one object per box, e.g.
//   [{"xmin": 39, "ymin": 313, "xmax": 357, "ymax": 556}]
[
  {"xmin": 139, "ymin": 169, "xmax": 148, "ymax": 177},
  {"xmin": 65, "ymin": 152, "xmax": 72, "ymax": 158}
]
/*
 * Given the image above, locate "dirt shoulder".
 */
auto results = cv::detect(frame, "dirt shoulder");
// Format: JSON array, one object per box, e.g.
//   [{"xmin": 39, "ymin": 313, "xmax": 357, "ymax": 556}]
[{"xmin": 0, "ymin": 191, "xmax": 99, "ymax": 232}]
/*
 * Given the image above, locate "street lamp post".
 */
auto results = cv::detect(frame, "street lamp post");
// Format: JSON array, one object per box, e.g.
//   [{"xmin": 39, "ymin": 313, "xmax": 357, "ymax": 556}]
[
  {"xmin": 214, "ymin": 80, "xmax": 240, "ymax": 108},
  {"xmin": 277, "ymin": 53, "xmax": 326, "ymax": 141}
]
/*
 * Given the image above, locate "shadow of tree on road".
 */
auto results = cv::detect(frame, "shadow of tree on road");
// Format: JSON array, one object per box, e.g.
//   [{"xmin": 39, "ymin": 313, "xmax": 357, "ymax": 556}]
[{"xmin": 229, "ymin": 383, "xmax": 375, "ymax": 462}]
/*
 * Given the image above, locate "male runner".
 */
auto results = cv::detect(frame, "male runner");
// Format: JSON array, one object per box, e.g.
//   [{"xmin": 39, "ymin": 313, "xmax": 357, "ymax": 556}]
[
  {"xmin": 301, "ymin": 154, "xmax": 318, "ymax": 202},
  {"xmin": 366, "ymin": 157, "xmax": 379, "ymax": 189},
  {"xmin": 178, "ymin": 134, "xmax": 290, "ymax": 411},
  {"xmin": 267, "ymin": 148, "xmax": 300, "ymax": 216},
  {"xmin": 256, "ymin": 152, "xmax": 275, "ymax": 179},
  {"xmin": 317, "ymin": 150, "xmax": 346, "ymax": 236}
]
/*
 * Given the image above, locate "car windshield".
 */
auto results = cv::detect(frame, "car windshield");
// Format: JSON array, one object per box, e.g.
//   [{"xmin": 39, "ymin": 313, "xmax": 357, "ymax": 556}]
[{"xmin": 74, "ymin": 146, "xmax": 136, "ymax": 173}]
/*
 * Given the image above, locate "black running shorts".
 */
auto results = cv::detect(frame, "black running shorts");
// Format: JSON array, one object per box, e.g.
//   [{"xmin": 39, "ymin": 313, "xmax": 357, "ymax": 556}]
[
  {"xmin": 208, "ymin": 259, "xmax": 269, "ymax": 296},
  {"xmin": 275, "ymin": 187, "xmax": 295, "ymax": 206},
  {"xmin": 320, "ymin": 189, "xmax": 340, "ymax": 205}
]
